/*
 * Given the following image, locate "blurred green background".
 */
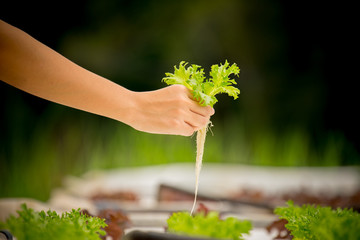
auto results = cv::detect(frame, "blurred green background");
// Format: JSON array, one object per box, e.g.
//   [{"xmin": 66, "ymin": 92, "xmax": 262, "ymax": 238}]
[{"xmin": 0, "ymin": 0, "xmax": 359, "ymax": 201}]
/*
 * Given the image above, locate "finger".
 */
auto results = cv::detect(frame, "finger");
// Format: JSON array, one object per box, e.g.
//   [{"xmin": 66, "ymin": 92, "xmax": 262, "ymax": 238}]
[
  {"xmin": 188, "ymin": 99, "xmax": 215, "ymax": 117},
  {"xmin": 184, "ymin": 119, "xmax": 207, "ymax": 132},
  {"xmin": 178, "ymin": 122, "xmax": 196, "ymax": 136},
  {"xmin": 175, "ymin": 85, "xmax": 215, "ymax": 116},
  {"xmin": 184, "ymin": 110, "xmax": 210, "ymax": 129}
]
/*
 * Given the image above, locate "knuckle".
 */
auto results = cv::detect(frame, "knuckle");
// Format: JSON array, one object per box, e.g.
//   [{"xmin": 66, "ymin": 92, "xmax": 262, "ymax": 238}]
[
  {"xmin": 173, "ymin": 107, "xmax": 186, "ymax": 116},
  {"xmin": 172, "ymin": 85, "xmax": 190, "ymax": 98},
  {"xmin": 174, "ymin": 84, "xmax": 187, "ymax": 91},
  {"xmin": 169, "ymin": 84, "xmax": 186, "ymax": 93},
  {"xmin": 170, "ymin": 95, "xmax": 188, "ymax": 107},
  {"xmin": 169, "ymin": 118, "xmax": 182, "ymax": 128}
]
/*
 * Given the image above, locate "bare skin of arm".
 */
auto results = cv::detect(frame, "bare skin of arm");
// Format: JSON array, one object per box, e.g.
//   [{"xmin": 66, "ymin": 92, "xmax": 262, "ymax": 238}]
[{"xmin": 0, "ymin": 20, "xmax": 214, "ymax": 136}]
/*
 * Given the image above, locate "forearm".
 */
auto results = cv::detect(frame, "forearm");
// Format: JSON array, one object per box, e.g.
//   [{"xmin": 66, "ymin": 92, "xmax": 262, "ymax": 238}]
[{"xmin": 0, "ymin": 20, "xmax": 134, "ymax": 124}]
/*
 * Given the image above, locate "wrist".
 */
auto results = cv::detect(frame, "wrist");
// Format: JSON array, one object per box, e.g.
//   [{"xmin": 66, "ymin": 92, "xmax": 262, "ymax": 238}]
[{"xmin": 112, "ymin": 88, "xmax": 142, "ymax": 128}]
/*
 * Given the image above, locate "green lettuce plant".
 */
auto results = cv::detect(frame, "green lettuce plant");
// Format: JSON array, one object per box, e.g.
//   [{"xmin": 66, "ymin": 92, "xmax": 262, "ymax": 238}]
[
  {"xmin": 163, "ymin": 61, "xmax": 240, "ymax": 214},
  {"xmin": 0, "ymin": 204, "xmax": 107, "ymax": 240},
  {"xmin": 274, "ymin": 200, "xmax": 360, "ymax": 240},
  {"xmin": 167, "ymin": 211, "xmax": 252, "ymax": 240}
]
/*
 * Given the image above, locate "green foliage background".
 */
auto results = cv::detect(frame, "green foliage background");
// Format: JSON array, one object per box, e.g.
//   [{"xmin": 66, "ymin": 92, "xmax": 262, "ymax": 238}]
[{"xmin": 0, "ymin": 0, "xmax": 359, "ymax": 201}]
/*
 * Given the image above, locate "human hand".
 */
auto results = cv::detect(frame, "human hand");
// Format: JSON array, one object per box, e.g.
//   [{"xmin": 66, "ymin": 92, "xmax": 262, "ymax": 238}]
[{"xmin": 126, "ymin": 85, "xmax": 215, "ymax": 136}]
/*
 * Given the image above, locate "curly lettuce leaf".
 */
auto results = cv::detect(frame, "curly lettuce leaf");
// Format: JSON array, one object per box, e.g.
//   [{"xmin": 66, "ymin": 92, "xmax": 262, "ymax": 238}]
[
  {"xmin": 163, "ymin": 60, "xmax": 240, "ymax": 107},
  {"xmin": 207, "ymin": 60, "xmax": 240, "ymax": 97},
  {"xmin": 167, "ymin": 211, "xmax": 252, "ymax": 240}
]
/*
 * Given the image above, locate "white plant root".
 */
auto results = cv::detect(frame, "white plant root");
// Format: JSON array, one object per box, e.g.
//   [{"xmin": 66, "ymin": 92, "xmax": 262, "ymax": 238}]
[{"xmin": 190, "ymin": 121, "xmax": 211, "ymax": 215}]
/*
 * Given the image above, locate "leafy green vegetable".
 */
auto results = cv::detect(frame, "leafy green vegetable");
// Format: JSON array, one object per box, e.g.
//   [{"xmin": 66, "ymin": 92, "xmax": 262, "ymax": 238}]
[
  {"xmin": 163, "ymin": 60, "xmax": 240, "ymax": 107},
  {"xmin": 167, "ymin": 211, "xmax": 252, "ymax": 240},
  {"xmin": 163, "ymin": 61, "xmax": 241, "ymax": 215},
  {"xmin": 0, "ymin": 204, "xmax": 107, "ymax": 240},
  {"xmin": 274, "ymin": 200, "xmax": 360, "ymax": 240}
]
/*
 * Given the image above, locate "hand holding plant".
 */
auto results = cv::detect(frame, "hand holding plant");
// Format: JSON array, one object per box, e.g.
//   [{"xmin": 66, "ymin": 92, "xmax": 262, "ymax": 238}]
[{"xmin": 128, "ymin": 84, "xmax": 214, "ymax": 136}]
